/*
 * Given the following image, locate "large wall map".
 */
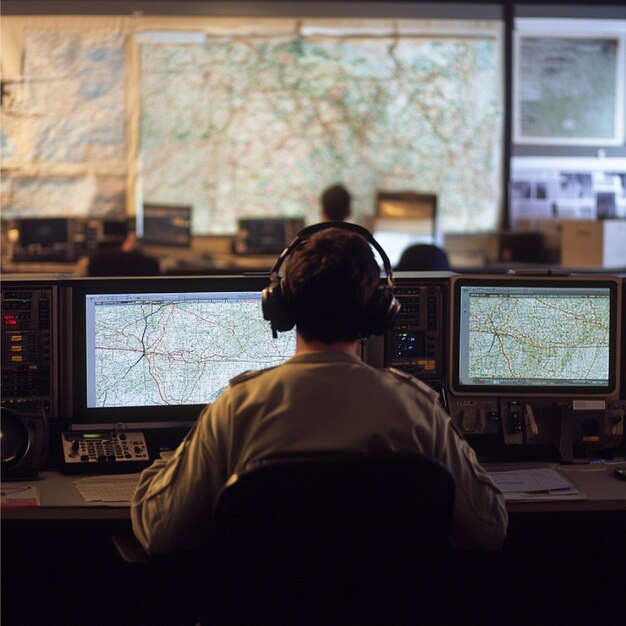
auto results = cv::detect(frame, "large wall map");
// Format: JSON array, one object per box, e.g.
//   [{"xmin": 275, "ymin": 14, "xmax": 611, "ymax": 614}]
[
  {"xmin": 2, "ymin": 24, "xmax": 502, "ymax": 233},
  {"xmin": 140, "ymin": 36, "xmax": 501, "ymax": 234},
  {"xmin": 1, "ymin": 30, "xmax": 128, "ymax": 218}
]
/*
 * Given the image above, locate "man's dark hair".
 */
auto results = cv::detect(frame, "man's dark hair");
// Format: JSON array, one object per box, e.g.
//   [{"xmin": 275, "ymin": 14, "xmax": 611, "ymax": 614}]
[
  {"xmin": 285, "ymin": 228, "xmax": 380, "ymax": 343},
  {"xmin": 320, "ymin": 184, "xmax": 351, "ymax": 222}
]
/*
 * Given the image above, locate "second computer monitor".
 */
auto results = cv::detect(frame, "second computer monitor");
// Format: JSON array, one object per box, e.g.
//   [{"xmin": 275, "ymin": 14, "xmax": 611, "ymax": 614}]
[{"xmin": 449, "ymin": 275, "xmax": 621, "ymax": 398}]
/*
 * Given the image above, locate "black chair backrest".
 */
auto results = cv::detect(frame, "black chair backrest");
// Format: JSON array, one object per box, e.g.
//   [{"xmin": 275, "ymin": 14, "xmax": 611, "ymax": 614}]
[
  {"xmin": 212, "ymin": 453, "xmax": 455, "ymax": 624},
  {"xmin": 395, "ymin": 243, "xmax": 450, "ymax": 271}
]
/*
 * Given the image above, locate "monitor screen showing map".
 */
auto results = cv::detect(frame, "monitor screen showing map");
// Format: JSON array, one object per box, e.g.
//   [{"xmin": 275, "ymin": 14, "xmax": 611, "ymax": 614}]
[
  {"xmin": 449, "ymin": 275, "xmax": 621, "ymax": 398},
  {"xmin": 140, "ymin": 204, "xmax": 192, "ymax": 248},
  {"xmin": 69, "ymin": 276, "xmax": 296, "ymax": 426}
]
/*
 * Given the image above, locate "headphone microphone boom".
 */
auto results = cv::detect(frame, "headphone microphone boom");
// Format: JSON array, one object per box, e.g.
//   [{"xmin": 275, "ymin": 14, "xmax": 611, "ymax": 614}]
[{"xmin": 261, "ymin": 221, "xmax": 401, "ymax": 338}]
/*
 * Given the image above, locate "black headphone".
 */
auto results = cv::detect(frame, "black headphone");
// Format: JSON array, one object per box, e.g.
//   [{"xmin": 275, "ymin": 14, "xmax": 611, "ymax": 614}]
[{"xmin": 262, "ymin": 221, "xmax": 401, "ymax": 337}]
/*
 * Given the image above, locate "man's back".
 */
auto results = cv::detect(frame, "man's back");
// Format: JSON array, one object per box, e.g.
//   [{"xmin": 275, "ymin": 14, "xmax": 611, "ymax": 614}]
[
  {"xmin": 132, "ymin": 351, "xmax": 507, "ymax": 554},
  {"xmin": 132, "ymin": 225, "xmax": 507, "ymax": 558},
  {"xmin": 220, "ymin": 352, "xmax": 440, "ymax": 468}
]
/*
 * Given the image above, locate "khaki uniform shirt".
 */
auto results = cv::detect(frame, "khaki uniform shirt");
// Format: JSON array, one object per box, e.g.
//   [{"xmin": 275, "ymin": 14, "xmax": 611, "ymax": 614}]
[{"xmin": 131, "ymin": 352, "xmax": 508, "ymax": 555}]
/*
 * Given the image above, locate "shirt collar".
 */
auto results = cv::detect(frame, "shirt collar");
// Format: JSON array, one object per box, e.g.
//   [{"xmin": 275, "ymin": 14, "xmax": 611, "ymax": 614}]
[{"xmin": 287, "ymin": 351, "xmax": 363, "ymax": 365}]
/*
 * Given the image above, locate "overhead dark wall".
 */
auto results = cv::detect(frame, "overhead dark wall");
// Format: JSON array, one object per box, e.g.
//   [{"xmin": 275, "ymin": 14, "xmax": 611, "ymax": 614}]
[{"xmin": 3, "ymin": 1, "xmax": 626, "ymax": 18}]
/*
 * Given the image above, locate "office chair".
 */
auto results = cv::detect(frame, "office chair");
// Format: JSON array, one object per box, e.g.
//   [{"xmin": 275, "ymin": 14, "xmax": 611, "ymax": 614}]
[
  {"xmin": 87, "ymin": 250, "xmax": 161, "ymax": 276},
  {"xmin": 395, "ymin": 243, "xmax": 450, "ymax": 271},
  {"xmin": 210, "ymin": 452, "xmax": 456, "ymax": 625}
]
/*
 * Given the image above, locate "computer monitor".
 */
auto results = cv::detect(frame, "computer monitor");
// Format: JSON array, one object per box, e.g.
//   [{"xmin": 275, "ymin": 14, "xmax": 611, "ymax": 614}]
[
  {"xmin": 373, "ymin": 192, "xmax": 439, "ymax": 266},
  {"xmin": 85, "ymin": 218, "xmax": 131, "ymax": 252},
  {"xmin": 376, "ymin": 191, "xmax": 437, "ymax": 224},
  {"xmin": 449, "ymin": 275, "xmax": 621, "ymax": 398},
  {"xmin": 139, "ymin": 204, "xmax": 192, "ymax": 247},
  {"xmin": 102, "ymin": 219, "xmax": 130, "ymax": 238},
  {"xmin": 376, "ymin": 191, "xmax": 437, "ymax": 233},
  {"xmin": 18, "ymin": 218, "xmax": 70, "ymax": 249},
  {"xmin": 67, "ymin": 276, "xmax": 296, "ymax": 427},
  {"xmin": 233, "ymin": 218, "xmax": 305, "ymax": 255}
]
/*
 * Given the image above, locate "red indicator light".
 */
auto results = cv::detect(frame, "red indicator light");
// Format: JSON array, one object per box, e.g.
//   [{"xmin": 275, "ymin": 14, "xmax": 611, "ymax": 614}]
[{"xmin": 3, "ymin": 315, "xmax": 17, "ymax": 325}]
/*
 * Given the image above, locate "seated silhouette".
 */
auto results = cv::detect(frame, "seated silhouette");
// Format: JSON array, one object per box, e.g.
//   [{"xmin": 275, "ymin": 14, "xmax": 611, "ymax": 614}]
[
  {"xmin": 395, "ymin": 244, "xmax": 450, "ymax": 271},
  {"xmin": 87, "ymin": 250, "xmax": 161, "ymax": 276}
]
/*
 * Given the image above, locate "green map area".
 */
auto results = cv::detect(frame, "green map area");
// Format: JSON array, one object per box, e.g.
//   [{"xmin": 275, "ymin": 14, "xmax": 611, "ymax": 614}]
[
  {"xmin": 468, "ymin": 294, "xmax": 610, "ymax": 382},
  {"xmin": 140, "ymin": 36, "xmax": 501, "ymax": 234}
]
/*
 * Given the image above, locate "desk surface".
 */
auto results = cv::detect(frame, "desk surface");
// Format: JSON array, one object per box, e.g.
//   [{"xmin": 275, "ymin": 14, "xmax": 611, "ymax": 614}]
[
  {"xmin": 2, "ymin": 463, "xmax": 625, "ymax": 521},
  {"xmin": 1, "ymin": 471, "xmax": 132, "ymax": 520},
  {"xmin": 503, "ymin": 463, "xmax": 626, "ymax": 513}
]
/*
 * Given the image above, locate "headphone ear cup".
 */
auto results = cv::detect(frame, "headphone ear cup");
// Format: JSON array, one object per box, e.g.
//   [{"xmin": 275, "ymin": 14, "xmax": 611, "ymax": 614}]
[
  {"xmin": 360, "ymin": 286, "xmax": 401, "ymax": 337},
  {"xmin": 262, "ymin": 280, "xmax": 296, "ymax": 333}
]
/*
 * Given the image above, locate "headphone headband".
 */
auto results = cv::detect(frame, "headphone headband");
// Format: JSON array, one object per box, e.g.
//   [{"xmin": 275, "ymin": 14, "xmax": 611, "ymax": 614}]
[
  {"xmin": 269, "ymin": 221, "xmax": 395, "ymax": 289},
  {"xmin": 262, "ymin": 220, "xmax": 400, "ymax": 337}
]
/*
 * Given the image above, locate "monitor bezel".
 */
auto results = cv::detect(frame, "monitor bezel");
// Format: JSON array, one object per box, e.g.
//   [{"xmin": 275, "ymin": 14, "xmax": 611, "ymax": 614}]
[
  {"xmin": 449, "ymin": 274, "xmax": 621, "ymax": 398},
  {"xmin": 68, "ymin": 274, "xmax": 287, "ymax": 427}
]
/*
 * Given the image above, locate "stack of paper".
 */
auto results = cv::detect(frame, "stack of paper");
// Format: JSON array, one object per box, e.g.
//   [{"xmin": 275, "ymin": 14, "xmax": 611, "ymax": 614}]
[
  {"xmin": 488, "ymin": 466, "xmax": 584, "ymax": 501},
  {"xmin": 73, "ymin": 474, "xmax": 141, "ymax": 503},
  {"xmin": 1, "ymin": 485, "xmax": 40, "ymax": 507}
]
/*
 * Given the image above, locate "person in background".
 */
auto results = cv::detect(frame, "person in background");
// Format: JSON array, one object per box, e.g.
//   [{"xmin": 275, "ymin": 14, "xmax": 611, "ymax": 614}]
[
  {"xmin": 395, "ymin": 243, "xmax": 451, "ymax": 272},
  {"xmin": 131, "ymin": 225, "xmax": 507, "ymax": 557},
  {"xmin": 320, "ymin": 183, "xmax": 352, "ymax": 222}
]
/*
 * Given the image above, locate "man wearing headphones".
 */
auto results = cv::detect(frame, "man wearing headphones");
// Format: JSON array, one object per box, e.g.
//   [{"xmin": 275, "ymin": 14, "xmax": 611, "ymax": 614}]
[{"xmin": 131, "ymin": 224, "xmax": 507, "ymax": 555}]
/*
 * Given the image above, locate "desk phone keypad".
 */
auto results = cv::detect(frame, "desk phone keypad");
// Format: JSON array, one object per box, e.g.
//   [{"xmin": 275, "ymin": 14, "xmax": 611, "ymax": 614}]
[{"xmin": 62, "ymin": 431, "xmax": 149, "ymax": 464}]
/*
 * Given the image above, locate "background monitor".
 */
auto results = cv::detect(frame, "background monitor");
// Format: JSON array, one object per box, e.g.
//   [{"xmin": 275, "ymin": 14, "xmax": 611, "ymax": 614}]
[
  {"xmin": 140, "ymin": 204, "xmax": 192, "ymax": 247},
  {"xmin": 18, "ymin": 218, "xmax": 70, "ymax": 248},
  {"xmin": 376, "ymin": 191, "xmax": 438, "ymax": 224},
  {"xmin": 85, "ymin": 218, "xmax": 130, "ymax": 252},
  {"xmin": 233, "ymin": 218, "xmax": 305, "ymax": 255},
  {"xmin": 68, "ymin": 275, "xmax": 296, "ymax": 427},
  {"xmin": 102, "ymin": 219, "xmax": 130, "ymax": 238},
  {"xmin": 372, "ymin": 192, "xmax": 439, "ymax": 266},
  {"xmin": 449, "ymin": 274, "xmax": 621, "ymax": 398}
]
